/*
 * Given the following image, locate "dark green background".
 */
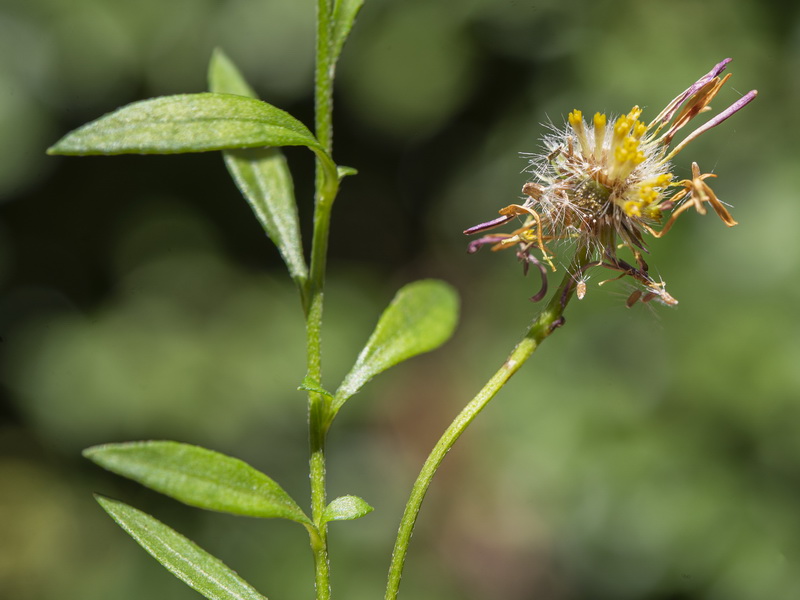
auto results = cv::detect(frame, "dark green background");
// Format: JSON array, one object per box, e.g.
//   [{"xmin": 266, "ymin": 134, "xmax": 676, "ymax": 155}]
[{"xmin": 1, "ymin": 0, "xmax": 796, "ymax": 599}]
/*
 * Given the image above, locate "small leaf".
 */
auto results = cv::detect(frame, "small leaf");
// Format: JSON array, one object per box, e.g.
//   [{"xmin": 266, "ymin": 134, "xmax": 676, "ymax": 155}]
[
  {"xmin": 331, "ymin": 0, "xmax": 365, "ymax": 65},
  {"xmin": 332, "ymin": 279, "xmax": 459, "ymax": 414},
  {"xmin": 47, "ymin": 93, "xmax": 323, "ymax": 155},
  {"xmin": 298, "ymin": 378, "xmax": 334, "ymax": 400},
  {"xmin": 84, "ymin": 441, "xmax": 311, "ymax": 525},
  {"xmin": 96, "ymin": 496, "xmax": 268, "ymax": 600},
  {"xmin": 321, "ymin": 495, "xmax": 374, "ymax": 524},
  {"xmin": 337, "ymin": 165, "xmax": 358, "ymax": 179},
  {"xmin": 209, "ymin": 49, "xmax": 308, "ymax": 282}
]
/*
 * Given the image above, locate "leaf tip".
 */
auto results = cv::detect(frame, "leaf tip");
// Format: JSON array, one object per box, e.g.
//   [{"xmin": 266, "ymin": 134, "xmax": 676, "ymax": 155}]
[
  {"xmin": 46, "ymin": 141, "xmax": 68, "ymax": 156},
  {"xmin": 82, "ymin": 444, "xmax": 103, "ymax": 461},
  {"xmin": 208, "ymin": 47, "xmax": 231, "ymax": 78},
  {"xmin": 93, "ymin": 493, "xmax": 117, "ymax": 513}
]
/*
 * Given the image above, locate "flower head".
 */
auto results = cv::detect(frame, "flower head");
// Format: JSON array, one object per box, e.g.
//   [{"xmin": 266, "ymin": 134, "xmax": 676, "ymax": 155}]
[{"xmin": 465, "ymin": 59, "xmax": 757, "ymax": 306}]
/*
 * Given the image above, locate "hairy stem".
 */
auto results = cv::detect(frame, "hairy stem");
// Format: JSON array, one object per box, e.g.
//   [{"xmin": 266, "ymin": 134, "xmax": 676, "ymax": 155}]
[
  {"xmin": 384, "ymin": 245, "xmax": 592, "ymax": 600},
  {"xmin": 315, "ymin": 0, "xmax": 334, "ymax": 155},
  {"xmin": 307, "ymin": 1, "xmax": 336, "ymax": 599}
]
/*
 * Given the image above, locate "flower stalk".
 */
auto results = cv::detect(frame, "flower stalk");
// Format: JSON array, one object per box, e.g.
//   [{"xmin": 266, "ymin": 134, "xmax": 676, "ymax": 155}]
[{"xmin": 385, "ymin": 242, "xmax": 594, "ymax": 600}]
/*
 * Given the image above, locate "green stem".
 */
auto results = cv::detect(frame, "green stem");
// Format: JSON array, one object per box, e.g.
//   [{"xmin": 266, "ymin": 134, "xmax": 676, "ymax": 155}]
[
  {"xmin": 315, "ymin": 0, "xmax": 334, "ymax": 155},
  {"xmin": 306, "ymin": 2, "xmax": 336, "ymax": 599},
  {"xmin": 305, "ymin": 201, "xmax": 334, "ymax": 598},
  {"xmin": 384, "ymin": 246, "xmax": 592, "ymax": 600},
  {"xmin": 307, "ymin": 524, "xmax": 330, "ymax": 600}
]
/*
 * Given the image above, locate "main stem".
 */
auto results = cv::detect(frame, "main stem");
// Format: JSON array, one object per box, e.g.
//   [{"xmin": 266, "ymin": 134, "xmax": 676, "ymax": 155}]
[
  {"xmin": 307, "ymin": 1, "xmax": 335, "ymax": 599},
  {"xmin": 384, "ymin": 246, "xmax": 592, "ymax": 600}
]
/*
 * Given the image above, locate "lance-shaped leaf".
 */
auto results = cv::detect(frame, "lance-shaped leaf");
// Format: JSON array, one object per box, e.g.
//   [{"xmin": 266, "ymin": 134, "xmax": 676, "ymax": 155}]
[
  {"xmin": 84, "ymin": 441, "xmax": 311, "ymax": 525},
  {"xmin": 96, "ymin": 496, "xmax": 268, "ymax": 600},
  {"xmin": 47, "ymin": 92, "xmax": 323, "ymax": 155},
  {"xmin": 332, "ymin": 279, "xmax": 459, "ymax": 415},
  {"xmin": 321, "ymin": 495, "xmax": 374, "ymax": 525},
  {"xmin": 208, "ymin": 49, "xmax": 308, "ymax": 282},
  {"xmin": 331, "ymin": 0, "xmax": 365, "ymax": 66},
  {"xmin": 222, "ymin": 150, "xmax": 307, "ymax": 281}
]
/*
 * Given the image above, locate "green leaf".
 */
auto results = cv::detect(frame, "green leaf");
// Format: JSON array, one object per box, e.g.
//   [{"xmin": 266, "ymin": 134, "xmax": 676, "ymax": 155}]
[
  {"xmin": 96, "ymin": 496, "xmax": 268, "ymax": 600},
  {"xmin": 84, "ymin": 441, "xmax": 311, "ymax": 525},
  {"xmin": 321, "ymin": 495, "xmax": 374, "ymax": 524},
  {"xmin": 337, "ymin": 165, "xmax": 358, "ymax": 179},
  {"xmin": 331, "ymin": 0, "xmax": 365, "ymax": 65},
  {"xmin": 223, "ymin": 149, "xmax": 308, "ymax": 281},
  {"xmin": 47, "ymin": 92, "xmax": 322, "ymax": 155},
  {"xmin": 298, "ymin": 378, "xmax": 334, "ymax": 400},
  {"xmin": 208, "ymin": 49, "xmax": 308, "ymax": 282},
  {"xmin": 332, "ymin": 279, "xmax": 459, "ymax": 414}
]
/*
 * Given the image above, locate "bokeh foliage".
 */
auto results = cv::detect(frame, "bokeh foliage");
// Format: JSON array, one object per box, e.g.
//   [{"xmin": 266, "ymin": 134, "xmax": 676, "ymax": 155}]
[{"xmin": 1, "ymin": 0, "xmax": 798, "ymax": 599}]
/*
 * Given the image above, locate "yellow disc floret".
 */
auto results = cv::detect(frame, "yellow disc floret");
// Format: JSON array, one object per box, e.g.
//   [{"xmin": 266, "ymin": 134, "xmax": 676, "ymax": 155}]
[
  {"xmin": 593, "ymin": 112, "xmax": 607, "ymax": 159},
  {"xmin": 623, "ymin": 199, "xmax": 643, "ymax": 217},
  {"xmin": 639, "ymin": 184, "xmax": 659, "ymax": 205},
  {"xmin": 610, "ymin": 136, "xmax": 645, "ymax": 181},
  {"xmin": 593, "ymin": 112, "xmax": 607, "ymax": 128},
  {"xmin": 621, "ymin": 173, "xmax": 674, "ymax": 218},
  {"xmin": 569, "ymin": 109, "xmax": 591, "ymax": 157}
]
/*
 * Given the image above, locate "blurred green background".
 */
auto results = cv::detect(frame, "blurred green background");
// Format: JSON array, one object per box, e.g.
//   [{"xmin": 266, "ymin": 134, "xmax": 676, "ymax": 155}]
[{"xmin": 1, "ymin": 0, "xmax": 797, "ymax": 598}]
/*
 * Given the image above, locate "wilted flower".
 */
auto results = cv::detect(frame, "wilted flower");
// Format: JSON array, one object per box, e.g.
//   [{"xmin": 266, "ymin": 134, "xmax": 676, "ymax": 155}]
[{"xmin": 465, "ymin": 59, "xmax": 757, "ymax": 306}]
